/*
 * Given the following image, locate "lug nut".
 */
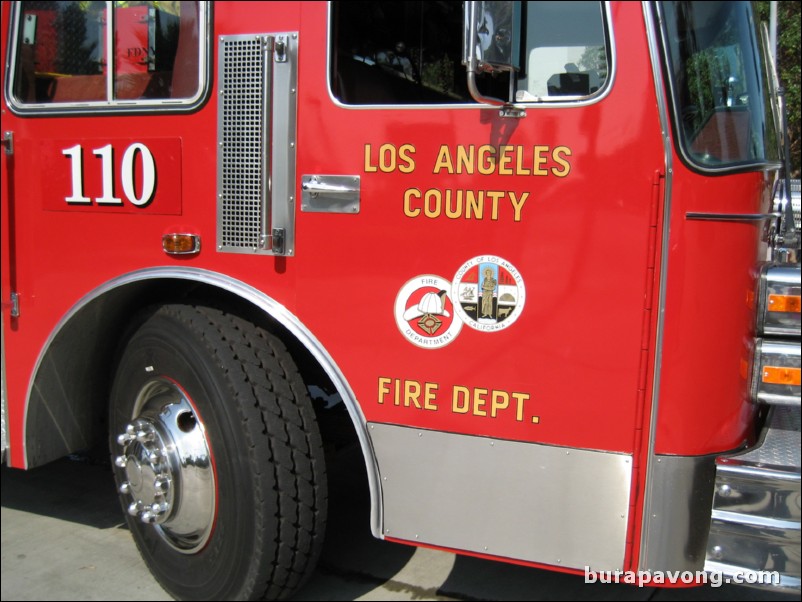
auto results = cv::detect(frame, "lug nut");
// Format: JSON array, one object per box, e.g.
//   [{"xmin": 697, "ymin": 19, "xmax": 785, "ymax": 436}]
[
  {"xmin": 154, "ymin": 476, "xmax": 170, "ymax": 493},
  {"xmin": 114, "ymin": 455, "xmax": 128, "ymax": 468},
  {"xmin": 136, "ymin": 428, "xmax": 155, "ymax": 443},
  {"xmin": 128, "ymin": 502, "xmax": 142, "ymax": 516},
  {"xmin": 119, "ymin": 481, "xmax": 131, "ymax": 494},
  {"xmin": 117, "ymin": 432, "xmax": 134, "ymax": 446}
]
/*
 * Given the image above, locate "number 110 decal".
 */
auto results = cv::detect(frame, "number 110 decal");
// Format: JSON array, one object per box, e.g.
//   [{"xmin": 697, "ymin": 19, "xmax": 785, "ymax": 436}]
[
  {"xmin": 63, "ymin": 143, "xmax": 157, "ymax": 207},
  {"xmin": 46, "ymin": 138, "xmax": 181, "ymax": 215}
]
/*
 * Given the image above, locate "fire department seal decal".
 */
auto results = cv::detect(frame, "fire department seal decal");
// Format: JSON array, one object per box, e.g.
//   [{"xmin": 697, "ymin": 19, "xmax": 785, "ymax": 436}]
[
  {"xmin": 395, "ymin": 275, "xmax": 463, "ymax": 348},
  {"xmin": 452, "ymin": 256, "xmax": 525, "ymax": 332}
]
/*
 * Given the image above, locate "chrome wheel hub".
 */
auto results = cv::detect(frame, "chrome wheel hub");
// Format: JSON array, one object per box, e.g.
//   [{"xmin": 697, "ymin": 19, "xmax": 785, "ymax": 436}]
[{"xmin": 114, "ymin": 378, "xmax": 216, "ymax": 553}]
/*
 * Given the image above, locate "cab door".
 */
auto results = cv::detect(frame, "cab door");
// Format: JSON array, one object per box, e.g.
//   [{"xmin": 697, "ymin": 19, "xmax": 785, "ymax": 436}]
[
  {"xmin": 0, "ymin": 1, "xmax": 208, "ymax": 467},
  {"xmin": 292, "ymin": 2, "xmax": 665, "ymax": 571}
]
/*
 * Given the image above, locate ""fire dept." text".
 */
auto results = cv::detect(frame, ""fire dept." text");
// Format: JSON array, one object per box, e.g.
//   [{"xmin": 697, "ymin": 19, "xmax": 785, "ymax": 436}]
[{"xmin": 377, "ymin": 376, "xmax": 540, "ymax": 424}]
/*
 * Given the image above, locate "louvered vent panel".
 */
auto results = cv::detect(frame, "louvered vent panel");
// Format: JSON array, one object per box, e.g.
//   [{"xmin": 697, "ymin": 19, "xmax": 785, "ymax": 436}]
[{"xmin": 218, "ymin": 36, "xmax": 268, "ymax": 251}]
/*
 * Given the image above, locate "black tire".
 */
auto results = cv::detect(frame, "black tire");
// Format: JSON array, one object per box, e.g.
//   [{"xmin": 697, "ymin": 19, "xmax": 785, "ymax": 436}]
[{"xmin": 109, "ymin": 304, "xmax": 327, "ymax": 600}]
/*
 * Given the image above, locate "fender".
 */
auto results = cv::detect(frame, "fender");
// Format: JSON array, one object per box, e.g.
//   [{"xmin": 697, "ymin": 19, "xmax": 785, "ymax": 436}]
[{"xmin": 22, "ymin": 266, "xmax": 384, "ymax": 537}]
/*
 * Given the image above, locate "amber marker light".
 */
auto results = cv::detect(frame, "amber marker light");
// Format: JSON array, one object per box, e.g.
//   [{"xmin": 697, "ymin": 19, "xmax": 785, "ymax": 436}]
[
  {"xmin": 767, "ymin": 294, "xmax": 801, "ymax": 313},
  {"xmin": 163, "ymin": 233, "xmax": 201, "ymax": 256},
  {"xmin": 762, "ymin": 366, "xmax": 802, "ymax": 386}
]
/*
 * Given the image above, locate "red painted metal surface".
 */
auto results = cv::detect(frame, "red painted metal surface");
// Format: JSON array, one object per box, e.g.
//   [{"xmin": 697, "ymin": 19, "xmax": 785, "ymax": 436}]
[
  {"xmin": 0, "ymin": 0, "xmax": 768, "ymax": 568},
  {"xmin": 1, "ymin": 0, "xmax": 763, "ymax": 462},
  {"xmin": 654, "ymin": 166, "xmax": 769, "ymax": 455},
  {"xmin": 293, "ymin": 2, "xmax": 664, "ymax": 453}
]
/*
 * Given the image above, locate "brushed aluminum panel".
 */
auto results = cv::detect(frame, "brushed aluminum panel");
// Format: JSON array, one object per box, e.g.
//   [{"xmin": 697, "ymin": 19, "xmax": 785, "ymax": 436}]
[
  {"xmin": 370, "ymin": 423, "xmax": 632, "ymax": 571},
  {"xmin": 639, "ymin": 454, "xmax": 717, "ymax": 572}
]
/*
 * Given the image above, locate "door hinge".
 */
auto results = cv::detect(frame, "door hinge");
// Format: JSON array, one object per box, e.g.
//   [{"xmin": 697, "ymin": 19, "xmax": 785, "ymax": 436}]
[
  {"xmin": 271, "ymin": 228, "xmax": 285, "ymax": 255},
  {"xmin": 9, "ymin": 293, "xmax": 20, "ymax": 318},
  {"xmin": 1, "ymin": 131, "xmax": 13, "ymax": 155}
]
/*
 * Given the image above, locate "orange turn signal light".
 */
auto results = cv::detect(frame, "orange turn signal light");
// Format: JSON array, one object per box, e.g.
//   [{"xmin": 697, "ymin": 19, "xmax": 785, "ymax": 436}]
[
  {"xmin": 762, "ymin": 366, "xmax": 802, "ymax": 386},
  {"xmin": 163, "ymin": 233, "xmax": 201, "ymax": 256},
  {"xmin": 767, "ymin": 294, "xmax": 801, "ymax": 313}
]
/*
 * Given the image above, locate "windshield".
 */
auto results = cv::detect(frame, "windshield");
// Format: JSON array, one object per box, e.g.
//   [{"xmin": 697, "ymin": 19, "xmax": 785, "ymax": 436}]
[{"xmin": 659, "ymin": 1, "xmax": 779, "ymax": 170}]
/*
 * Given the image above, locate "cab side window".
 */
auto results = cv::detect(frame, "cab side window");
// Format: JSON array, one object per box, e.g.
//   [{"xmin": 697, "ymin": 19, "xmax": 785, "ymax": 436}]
[
  {"xmin": 330, "ymin": 1, "xmax": 488, "ymax": 105},
  {"xmin": 11, "ymin": 1, "xmax": 202, "ymax": 107},
  {"xmin": 329, "ymin": 1, "xmax": 610, "ymax": 106},
  {"xmin": 516, "ymin": 1, "xmax": 609, "ymax": 100}
]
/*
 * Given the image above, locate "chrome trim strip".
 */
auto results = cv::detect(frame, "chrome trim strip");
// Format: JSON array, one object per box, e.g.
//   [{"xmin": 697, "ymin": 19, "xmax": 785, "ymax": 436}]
[
  {"xmin": 324, "ymin": 1, "xmax": 616, "ymax": 111},
  {"xmin": 270, "ymin": 32, "xmax": 298, "ymax": 256},
  {"xmin": 639, "ymin": 1, "xmax": 678, "ymax": 571},
  {"xmin": 105, "ymin": 1, "xmax": 115, "ymax": 102},
  {"xmin": 686, "ymin": 212, "xmax": 781, "ymax": 222},
  {"xmin": 21, "ymin": 267, "xmax": 382, "ymax": 536}
]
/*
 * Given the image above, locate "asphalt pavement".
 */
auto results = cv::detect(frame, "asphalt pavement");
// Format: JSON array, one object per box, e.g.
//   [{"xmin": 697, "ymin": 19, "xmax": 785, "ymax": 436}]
[{"xmin": 1, "ymin": 449, "xmax": 798, "ymax": 601}]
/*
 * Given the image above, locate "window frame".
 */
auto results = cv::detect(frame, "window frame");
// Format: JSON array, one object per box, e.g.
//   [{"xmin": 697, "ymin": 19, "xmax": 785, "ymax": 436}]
[
  {"xmin": 4, "ymin": 1, "xmax": 211, "ymax": 116},
  {"xmin": 326, "ymin": 1, "xmax": 616, "ymax": 110}
]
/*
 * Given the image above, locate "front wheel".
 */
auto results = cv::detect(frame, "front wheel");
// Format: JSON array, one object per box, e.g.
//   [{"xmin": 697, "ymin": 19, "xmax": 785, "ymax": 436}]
[{"xmin": 109, "ymin": 305, "xmax": 327, "ymax": 600}]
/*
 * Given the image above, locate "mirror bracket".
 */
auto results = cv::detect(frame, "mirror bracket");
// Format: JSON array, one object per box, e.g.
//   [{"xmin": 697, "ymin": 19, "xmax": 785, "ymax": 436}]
[{"xmin": 463, "ymin": 1, "xmax": 525, "ymax": 118}]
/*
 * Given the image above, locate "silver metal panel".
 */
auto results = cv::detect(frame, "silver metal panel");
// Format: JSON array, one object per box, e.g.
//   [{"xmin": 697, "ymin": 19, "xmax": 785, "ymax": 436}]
[
  {"xmin": 639, "ymin": 454, "xmax": 717, "ymax": 572},
  {"xmin": 369, "ymin": 423, "xmax": 632, "ymax": 571},
  {"xmin": 301, "ymin": 175, "xmax": 360, "ymax": 213},
  {"xmin": 270, "ymin": 33, "xmax": 298, "ymax": 255}
]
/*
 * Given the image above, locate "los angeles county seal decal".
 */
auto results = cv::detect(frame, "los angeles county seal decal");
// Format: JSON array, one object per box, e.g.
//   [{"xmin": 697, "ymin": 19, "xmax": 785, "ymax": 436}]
[{"xmin": 451, "ymin": 255, "xmax": 525, "ymax": 332}]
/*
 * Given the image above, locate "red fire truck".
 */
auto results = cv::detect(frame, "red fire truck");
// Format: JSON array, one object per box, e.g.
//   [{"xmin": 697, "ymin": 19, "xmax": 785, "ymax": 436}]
[{"xmin": 1, "ymin": 1, "xmax": 799, "ymax": 599}]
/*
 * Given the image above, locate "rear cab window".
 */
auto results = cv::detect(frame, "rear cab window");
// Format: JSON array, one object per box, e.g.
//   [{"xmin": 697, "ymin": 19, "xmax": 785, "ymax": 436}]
[{"xmin": 7, "ymin": 1, "xmax": 208, "ymax": 113}]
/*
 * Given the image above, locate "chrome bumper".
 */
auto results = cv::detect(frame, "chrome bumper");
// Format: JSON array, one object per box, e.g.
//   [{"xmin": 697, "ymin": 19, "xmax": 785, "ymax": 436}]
[{"xmin": 705, "ymin": 405, "xmax": 801, "ymax": 593}]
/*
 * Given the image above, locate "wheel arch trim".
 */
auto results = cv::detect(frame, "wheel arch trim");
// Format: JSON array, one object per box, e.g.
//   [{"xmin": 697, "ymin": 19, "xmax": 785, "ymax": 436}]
[{"xmin": 23, "ymin": 266, "xmax": 383, "ymax": 536}]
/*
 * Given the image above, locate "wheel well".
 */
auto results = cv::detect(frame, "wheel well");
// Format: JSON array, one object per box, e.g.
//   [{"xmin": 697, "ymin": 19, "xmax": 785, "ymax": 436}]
[{"xmin": 25, "ymin": 278, "xmax": 361, "ymax": 472}]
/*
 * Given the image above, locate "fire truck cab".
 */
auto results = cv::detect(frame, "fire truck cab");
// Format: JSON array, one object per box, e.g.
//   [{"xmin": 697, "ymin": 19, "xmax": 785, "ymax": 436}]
[{"xmin": 1, "ymin": 1, "xmax": 799, "ymax": 599}]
